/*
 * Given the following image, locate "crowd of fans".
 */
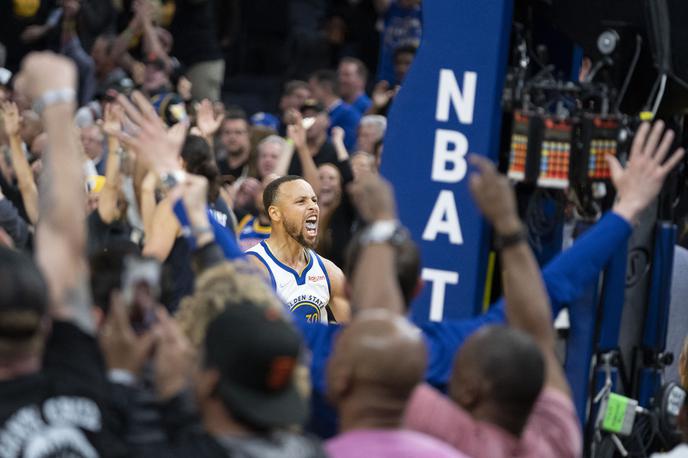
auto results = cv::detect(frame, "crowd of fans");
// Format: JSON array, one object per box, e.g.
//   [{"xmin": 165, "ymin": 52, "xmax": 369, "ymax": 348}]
[{"xmin": 1, "ymin": 1, "xmax": 688, "ymax": 458}]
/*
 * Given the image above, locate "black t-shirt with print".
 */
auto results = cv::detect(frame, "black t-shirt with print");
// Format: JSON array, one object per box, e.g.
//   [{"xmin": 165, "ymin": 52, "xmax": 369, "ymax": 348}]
[{"xmin": 0, "ymin": 321, "xmax": 126, "ymax": 457}]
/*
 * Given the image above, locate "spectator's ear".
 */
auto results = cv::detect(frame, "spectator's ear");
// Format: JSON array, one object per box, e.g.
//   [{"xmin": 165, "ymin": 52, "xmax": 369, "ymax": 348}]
[{"xmin": 197, "ymin": 367, "xmax": 222, "ymax": 404}]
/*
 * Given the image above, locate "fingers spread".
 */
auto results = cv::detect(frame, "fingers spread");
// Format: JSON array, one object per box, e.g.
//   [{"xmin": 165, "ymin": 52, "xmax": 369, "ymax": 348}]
[
  {"xmin": 630, "ymin": 122, "xmax": 650, "ymax": 159},
  {"xmin": 659, "ymin": 147, "xmax": 685, "ymax": 176},
  {"xmin": 643, "ymin": 120, "xmax": 666, "ymax": 158}
]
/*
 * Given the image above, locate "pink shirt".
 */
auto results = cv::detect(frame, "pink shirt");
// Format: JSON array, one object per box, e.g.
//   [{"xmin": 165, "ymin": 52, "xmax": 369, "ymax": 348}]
[
  {"xmin": 326, "ymin": 429, "xmax": 469, "ymax": 458},
  {"xmin": 404, "ymin": 384, "xmax": 582, "ymax": 458}
]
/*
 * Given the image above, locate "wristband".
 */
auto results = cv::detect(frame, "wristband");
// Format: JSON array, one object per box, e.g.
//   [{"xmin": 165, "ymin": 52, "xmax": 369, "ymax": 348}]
[
  {"xmin": 32, "ymin": 88, "xmax": 76, "ymax": 115},
  {"xmin": 494, "ymin": 226, "xmax": 528, "ymax": 251},
  {"xmin": 160, "ymin": 170, "xmax": 186, "ymax": 191},
  {"xmin": 359, "ymin": 220, "xmax": 408, "ymax": 247},
  {"xmin": 108, "ymin": 369, "xmax": 137, "ymax": 386}
]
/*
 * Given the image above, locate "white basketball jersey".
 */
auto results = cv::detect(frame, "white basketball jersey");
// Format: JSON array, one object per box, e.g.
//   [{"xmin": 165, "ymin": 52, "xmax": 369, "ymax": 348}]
[{"xmin": 246, "ymin": 241, "xmax": 331, "ymax": 324}]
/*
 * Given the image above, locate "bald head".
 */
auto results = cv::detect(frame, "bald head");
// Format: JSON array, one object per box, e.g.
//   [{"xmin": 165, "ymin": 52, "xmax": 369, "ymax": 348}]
[
  {"xmin": 450, "ymin": 325, "xmax": 544, "ymax": 436},
  {"xmin": 327, "ymin": 310, "xmax": 426, "ymax": 408}
]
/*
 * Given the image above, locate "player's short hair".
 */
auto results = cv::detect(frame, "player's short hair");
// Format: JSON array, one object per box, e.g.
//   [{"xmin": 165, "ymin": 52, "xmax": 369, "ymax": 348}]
[{"xmin": 263, "ymin": 175, "xmax": 304, "ymax": 215}]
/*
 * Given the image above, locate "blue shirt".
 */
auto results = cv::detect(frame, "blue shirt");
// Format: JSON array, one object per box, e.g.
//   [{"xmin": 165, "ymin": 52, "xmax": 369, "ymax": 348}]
[
  {"xmin": 351, "ymin": 93, "xmax": 372, "ymax": 115},
  {"xmin": 296, "ymin": 211, "xmax": 633, "ymax": 437},
  {"xmin": 328, "ymin": 101, "xmax": 361, "ymax": 151},
  {"xmin": 377, "ymin": 1, "xmax": 422, "ymax": 85}
]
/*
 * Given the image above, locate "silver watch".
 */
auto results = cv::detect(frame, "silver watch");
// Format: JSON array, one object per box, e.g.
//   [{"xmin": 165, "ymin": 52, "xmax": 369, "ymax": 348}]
[{"xmin": 359, "ymin": 220, "xmax": 408, "ymax": 246}]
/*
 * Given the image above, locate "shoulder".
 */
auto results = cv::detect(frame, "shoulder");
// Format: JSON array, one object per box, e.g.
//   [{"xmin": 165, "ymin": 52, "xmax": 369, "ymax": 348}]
[
  {"xmin": 320, "ymin": 257, "xmax": 345, "ymax": 283},
  {"xmin": 521, "ymin": 387, "xmax": 582, "ymax": 457}
]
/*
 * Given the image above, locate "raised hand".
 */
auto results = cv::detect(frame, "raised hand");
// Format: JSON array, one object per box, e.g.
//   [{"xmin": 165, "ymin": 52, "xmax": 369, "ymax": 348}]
[
  {"xmin": 106, "ymin": 90, "xmax": 188, "ymax": 174},
  {"xmin": 331, "ymin": 126, "xmax": 345, "ymax": 146},
  {"xmin": 153, "ymin": 307, "xmax": 195, "ymax": 400},
  {"xmin": 14, "ymin": 52, "xmax": 77, "ymax": 103},
  {"xmin": 348, "ymin": 174, "xmax": 397, "ymax": 223},
  {"xmin": 195, "ymin": 99, "xmax": 224, "ymax": 138},
  {"xmin": 287, "ymin": 109, "xmax": 307, "ymax": 151},
  {"xmin": 372, "ymin": 80, "xmax": 396, "ymax": 109},
  {"xmin": 1, "ymin": 102, "xmax": 21, "ymax": 138},
  {"xmin": 101, "ymin": 103, "xmax": 124, "ymax": 136},
  {"xmin": 468, "ymin": 155, "xmax": 521, "ymax": 235},
  {"xmin": 99, "ymin": 292, "xmax": 157, "ymax": 376},
  {"xmin": 608, "ymin": 121, "xmax": 685, "ymax": 223}
]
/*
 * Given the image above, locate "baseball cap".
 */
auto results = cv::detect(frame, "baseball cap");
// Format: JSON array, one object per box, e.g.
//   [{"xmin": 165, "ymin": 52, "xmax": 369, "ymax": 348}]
[
  {"xmin": 0, "ymin": 247, "xmax": 48, "ymax": 339},
  {"xmin": 204, "ymin": 304, "xmax": 307, "ymax": 429},
  {"xmin": 300, "ymin": 98, "xmax": 324, "ymax": 115},
  {"xmin": 250, "ymin": 112, "xmax": 280, "ymax": 131}
]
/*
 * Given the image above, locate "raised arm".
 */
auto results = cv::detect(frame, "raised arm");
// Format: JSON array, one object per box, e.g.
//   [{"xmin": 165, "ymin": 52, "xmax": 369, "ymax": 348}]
[
  {"xmin": 468, "ymin": 155, "xmax": 569, "ymax": 395},
  {"xmin": 15, "ymin": 53, "xmax": 93, "ymax": 332},
  {"xmin": 98, "ymin": 104, "xmax": 125, "ymax": 224},
  {"xmin": 195, "ymin": 99, "xmax": 224, "ymax": 150},
  {"xmin": 348, "ymin": 176, "xmax": 405, "ymax": 315},
  {"xmin": 1, "ymin": 102, "xmax": 39, "ymax": 224},
  {"xmin": 288, "ymin": 109, "xmax": 321, "ymax": 194}
]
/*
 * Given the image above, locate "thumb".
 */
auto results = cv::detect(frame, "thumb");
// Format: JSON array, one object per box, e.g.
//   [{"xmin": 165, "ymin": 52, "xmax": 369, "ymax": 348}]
[{"xmin": 137, "ymin": 329, "xmax": 158, "ymax": 357}]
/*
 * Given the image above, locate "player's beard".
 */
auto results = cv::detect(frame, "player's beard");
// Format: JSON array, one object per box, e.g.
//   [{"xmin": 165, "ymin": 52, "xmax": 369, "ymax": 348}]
[{"xmin": 284, "ymin": 218, "xmax": 316, "ymax": 249}]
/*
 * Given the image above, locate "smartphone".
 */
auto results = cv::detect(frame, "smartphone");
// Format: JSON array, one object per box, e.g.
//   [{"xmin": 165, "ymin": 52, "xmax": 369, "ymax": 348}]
[{"xmin": 121, "ymin": 256, "xmax": 161, "ymax": 333}]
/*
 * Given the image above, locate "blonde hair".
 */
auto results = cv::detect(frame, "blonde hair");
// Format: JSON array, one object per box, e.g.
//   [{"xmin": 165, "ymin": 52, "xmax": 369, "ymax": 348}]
[
  {"xmin": 175, "ymin": 262, "xmax": 284, "ymax": 349},
  {"xmin": 680, "ymin": 336, "xmax": 688, "ymax": 389}
]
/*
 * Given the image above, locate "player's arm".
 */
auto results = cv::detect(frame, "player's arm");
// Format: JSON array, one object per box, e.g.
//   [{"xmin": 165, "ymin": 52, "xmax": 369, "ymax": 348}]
[{"xmin": 323, "ymin": 258, "xmax": 351, "ymax": 323}]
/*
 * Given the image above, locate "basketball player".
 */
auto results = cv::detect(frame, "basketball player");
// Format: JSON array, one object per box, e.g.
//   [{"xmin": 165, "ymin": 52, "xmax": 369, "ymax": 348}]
[{"xmin": 246, "ymin": 175, "xmax": 350, "ymax": 324}]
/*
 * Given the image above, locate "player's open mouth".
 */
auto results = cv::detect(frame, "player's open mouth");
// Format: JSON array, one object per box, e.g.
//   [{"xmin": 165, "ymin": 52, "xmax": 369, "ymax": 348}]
[{"xmin": 305, "ymin": 216, "xmax": 318, "ymax": 235}]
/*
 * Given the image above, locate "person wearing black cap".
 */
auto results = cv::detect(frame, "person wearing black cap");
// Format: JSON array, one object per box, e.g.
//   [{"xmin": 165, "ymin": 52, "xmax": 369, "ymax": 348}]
[
  {"xmin": 0, "ymin": 53, "xmax": 127, "ymax": 457},
  {"xmin": 154, "ymin": 304, "xmax": 327, "ymax": 457}
]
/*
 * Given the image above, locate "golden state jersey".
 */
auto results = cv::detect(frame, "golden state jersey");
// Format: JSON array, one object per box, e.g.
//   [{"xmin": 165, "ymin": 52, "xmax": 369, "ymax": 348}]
[{"xmin": 246, "ymin": 241, "xmax": 331, "ymax": 325}]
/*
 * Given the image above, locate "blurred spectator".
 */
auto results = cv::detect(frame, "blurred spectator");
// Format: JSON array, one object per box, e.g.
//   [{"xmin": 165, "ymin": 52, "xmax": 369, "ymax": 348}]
[
  {"xmin": 376, "ymin": 0, "xmax": 421, "ymax": 85},
  {"xmin": 326, "ymin": 310, "xmax": 467, "ymax": 458},
  {"xmin": 356, "ymin": 114, "xmax": 386, "ymax": 154},
  {"xmin": 393, "ymin": 43, "xmax": 418, "ymax": 85},
  {"xmin": 309, "ymin": 69, "xmax": 361, "ymax": 150},
  {"xmin": 0, "ymin": 0, "xmax": 59, "ymax": 73},
  {"xmin": 288, "ymin": 101, "xmax": 339, "ymax": 177},
  {"xmin": 81, "ymin": 125, "xmax": 106, "ymax": 173},
  {"xmin": 217, "ymin": 109, "xmax": 251, "ymax": 181},
  {"xmin": 350, "ymin": 151, "xmax": 377, "ymax": 179},
  {"xmin": 236, "ymin": 174, "xmax": 277, "ymax": 252},
  {"xmin": 337, "ymin": 57, "xmax": 372, "ymax": 114},
  {"xmin": 255, "ymin": 135, "xmax": 288, "ymax": 180},
  {"xmin": 91, "ymin": 34, "xmax": 130, "ymax": 97},
  {"xmin": 169, "ymin": 0, "xmax": 224, "ymax": 102},
  {"xmin": 278, "ymin": 80, "xmax": 311, "ymax": 135}
]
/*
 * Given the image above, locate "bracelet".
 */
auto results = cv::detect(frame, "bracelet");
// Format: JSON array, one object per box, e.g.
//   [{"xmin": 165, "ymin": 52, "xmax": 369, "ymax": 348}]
[
  {"xmin": 32, "ymin": 88, "xmax": 76, "ymax": 115},
  {"xmin": 493, "ymin": 226, "xmax": 528, "ymax": 251}
]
